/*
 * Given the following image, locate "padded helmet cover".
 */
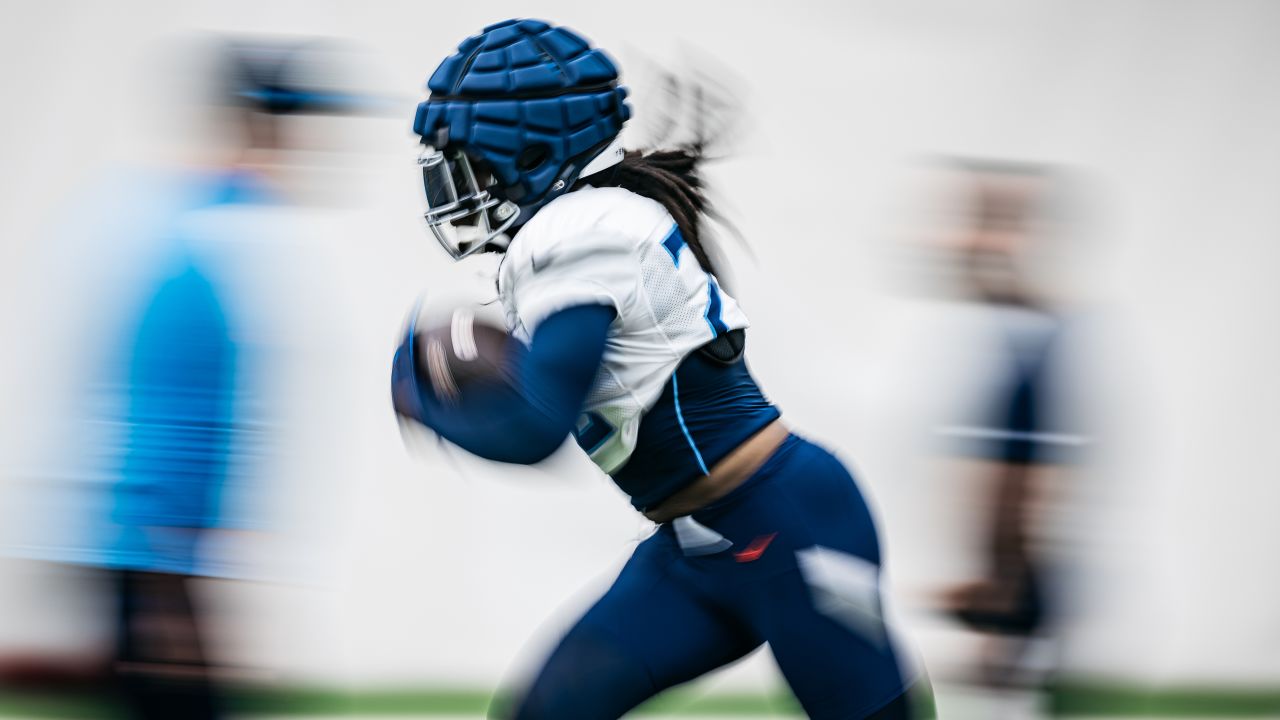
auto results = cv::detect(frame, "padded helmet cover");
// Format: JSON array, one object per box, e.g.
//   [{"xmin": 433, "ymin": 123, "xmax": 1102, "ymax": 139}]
[{"xmin": 413, "ymin": 19, "xmax": 631, "ymax": 224}]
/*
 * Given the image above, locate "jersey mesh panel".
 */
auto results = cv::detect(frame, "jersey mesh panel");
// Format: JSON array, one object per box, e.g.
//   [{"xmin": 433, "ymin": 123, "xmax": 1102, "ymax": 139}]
[{"xmin": 638, "ymin": 237, "xmax": 708, "ymax": 342}]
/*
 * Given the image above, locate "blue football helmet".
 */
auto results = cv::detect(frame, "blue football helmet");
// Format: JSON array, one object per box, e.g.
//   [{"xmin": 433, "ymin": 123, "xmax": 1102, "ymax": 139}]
[{"xmin": 413, "ymin": 19, "xmax": 631, "ymax": 259}]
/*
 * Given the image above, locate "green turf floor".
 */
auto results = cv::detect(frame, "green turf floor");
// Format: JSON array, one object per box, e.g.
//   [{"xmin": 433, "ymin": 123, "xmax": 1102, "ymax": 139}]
[{"xmin": 2, "ymin": 680, "xmax": 1279, "ymax": 718}]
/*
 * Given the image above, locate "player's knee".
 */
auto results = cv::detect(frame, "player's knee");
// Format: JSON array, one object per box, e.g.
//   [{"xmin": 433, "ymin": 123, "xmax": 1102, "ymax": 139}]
[
  {"xmin": 497, "ymin": 675, "xmax": 606, "ymax": 720},
  {"xmin": 498, "ymin": 686, "xmax": 565, "ymax": 720},
  {"xmin": 498, "ymin": 624, "xmax": 653, "ymax": 720}
]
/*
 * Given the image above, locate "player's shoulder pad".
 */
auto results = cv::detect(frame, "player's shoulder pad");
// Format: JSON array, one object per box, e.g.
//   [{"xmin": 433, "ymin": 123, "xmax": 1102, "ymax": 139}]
[{"xmin": 510, "ymin": 186, "xmax": 670, "ymax": 271}]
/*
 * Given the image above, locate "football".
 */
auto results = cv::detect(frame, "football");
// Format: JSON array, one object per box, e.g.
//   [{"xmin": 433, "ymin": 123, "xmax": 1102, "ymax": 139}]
[{"xmin": 414, "ymin": 308, "xmax": 519, "ymax": 405}]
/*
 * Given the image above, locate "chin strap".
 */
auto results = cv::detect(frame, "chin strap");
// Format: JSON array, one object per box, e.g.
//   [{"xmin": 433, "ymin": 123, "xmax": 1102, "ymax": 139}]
[
  {"xmin": 578, "ymin": 136, "xmax": 626, "ymax": 179},
  {"xmin": 460, "ymin": 137, "xmax": 622, "ymax": 254}
]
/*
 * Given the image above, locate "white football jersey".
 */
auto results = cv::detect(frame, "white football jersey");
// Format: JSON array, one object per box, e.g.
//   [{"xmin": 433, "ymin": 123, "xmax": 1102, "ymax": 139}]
[{"xmin": 498, "ymin": 185, "xmax": 749, "ymax": 474}]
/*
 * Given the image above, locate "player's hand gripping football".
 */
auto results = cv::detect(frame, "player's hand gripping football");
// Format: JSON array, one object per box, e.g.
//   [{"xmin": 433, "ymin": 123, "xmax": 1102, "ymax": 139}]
[{"xmin": 391, "ymin": 302, "xmax": 520, "ymax": 427}]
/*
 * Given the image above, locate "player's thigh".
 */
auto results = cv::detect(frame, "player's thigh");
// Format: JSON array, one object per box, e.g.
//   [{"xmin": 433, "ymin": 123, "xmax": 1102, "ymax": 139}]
[
  {"xmin": 755, "ymin": 563, "xmax": 911, "ymax": 719},
  {"xmin": 747, "ymin": 440, "xmax": 911, "ymax": 718},
  {"xmin": 499, "ymin": 533, "xmax": 760, "ymax": 720}
]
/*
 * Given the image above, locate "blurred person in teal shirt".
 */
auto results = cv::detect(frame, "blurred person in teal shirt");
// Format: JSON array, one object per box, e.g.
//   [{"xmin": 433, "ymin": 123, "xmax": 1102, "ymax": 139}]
[{"xmin": 0, "ymin": 36, "xmax": 386, "ymax": 718}]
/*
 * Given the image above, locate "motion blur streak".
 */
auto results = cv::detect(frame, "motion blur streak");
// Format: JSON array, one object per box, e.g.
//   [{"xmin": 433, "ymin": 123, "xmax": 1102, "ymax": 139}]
[{"xmin": 1, "ymin": 2, "xmax": 1280, "ymax": 720}]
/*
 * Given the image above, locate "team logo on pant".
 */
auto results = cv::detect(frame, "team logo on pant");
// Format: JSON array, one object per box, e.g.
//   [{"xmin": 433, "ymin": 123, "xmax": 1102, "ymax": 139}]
[{"xmin": 734, "ymin": 532, "xmax": 777, "ymax": 563}]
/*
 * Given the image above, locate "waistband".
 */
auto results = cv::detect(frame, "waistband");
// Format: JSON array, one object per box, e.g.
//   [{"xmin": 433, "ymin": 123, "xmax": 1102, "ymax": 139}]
[{"xmin": 643, "ymin": 419, "xmax": 790, "ymax": 524}]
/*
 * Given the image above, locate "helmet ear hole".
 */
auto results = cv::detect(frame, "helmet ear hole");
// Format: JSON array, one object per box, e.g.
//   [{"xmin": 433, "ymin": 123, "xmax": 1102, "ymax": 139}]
[{"xmin": 516, "ymin": 143, "xmax": 551, "ymax": 171}]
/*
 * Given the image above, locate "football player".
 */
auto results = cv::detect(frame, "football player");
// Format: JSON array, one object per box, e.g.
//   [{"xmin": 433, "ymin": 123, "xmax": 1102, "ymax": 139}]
[{"xmin": 392, "ymin": 19, "xmax": 927, "ymax": 720}]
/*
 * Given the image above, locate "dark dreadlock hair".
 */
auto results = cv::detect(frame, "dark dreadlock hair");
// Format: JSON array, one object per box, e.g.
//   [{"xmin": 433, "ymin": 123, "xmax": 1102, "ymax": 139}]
[
  {"xmin": 589, "ymin": 145, "xmax": 749, "ymax": 363},
  {"xmin": 577, "ymin": 56, "xmax": 749, "ymax": 362},
  {"xmin": 579, "ymin": 53, "xmax": 747, "ymax": 279},
  {"xmin": 587, "ymin": 147, "xmax": 721, "ymax": 277}
]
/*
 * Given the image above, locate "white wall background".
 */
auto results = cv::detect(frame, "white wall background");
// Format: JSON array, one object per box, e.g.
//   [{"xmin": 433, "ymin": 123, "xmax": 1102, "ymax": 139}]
[{"xmin": 1, "ymin": 0, "xmax": 1279, "ymax": 692}]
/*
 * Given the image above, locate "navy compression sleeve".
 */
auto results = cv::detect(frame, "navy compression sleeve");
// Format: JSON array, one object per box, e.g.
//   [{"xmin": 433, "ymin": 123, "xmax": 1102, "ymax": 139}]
[{"xmin": 392, "ymin": 303, "xmax": 615, "ymax": 464}]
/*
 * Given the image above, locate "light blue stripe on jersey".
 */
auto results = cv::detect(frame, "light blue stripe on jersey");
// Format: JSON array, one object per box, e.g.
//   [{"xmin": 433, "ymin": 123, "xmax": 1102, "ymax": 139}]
[{"xmin": 671, "ymin": 374, "xmax": 710, "ymax": 476}]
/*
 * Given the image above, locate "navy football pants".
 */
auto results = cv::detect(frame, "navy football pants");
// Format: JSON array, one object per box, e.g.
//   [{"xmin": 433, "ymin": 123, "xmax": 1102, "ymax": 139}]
[{"xmin": 501, "ymin": 436, "xmax": 919, "ymax": 719}]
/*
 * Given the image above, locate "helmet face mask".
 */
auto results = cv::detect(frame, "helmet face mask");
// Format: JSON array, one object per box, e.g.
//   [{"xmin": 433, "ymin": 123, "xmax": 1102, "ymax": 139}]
[{"xmin": 419, "ymin": 146, "xmax": 520, "ymax": 260}]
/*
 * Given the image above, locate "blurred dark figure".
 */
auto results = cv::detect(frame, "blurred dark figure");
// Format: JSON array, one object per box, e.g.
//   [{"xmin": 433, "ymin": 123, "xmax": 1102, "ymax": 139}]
[{"xmin": 929, "ymin": 160, "xmax": 1084, "ymax": 694}]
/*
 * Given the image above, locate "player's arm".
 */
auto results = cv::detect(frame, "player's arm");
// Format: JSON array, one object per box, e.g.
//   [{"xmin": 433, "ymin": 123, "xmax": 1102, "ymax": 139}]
[{"xmin": 392, "ymin": 303, "xmax": 615, "ymax": 464}]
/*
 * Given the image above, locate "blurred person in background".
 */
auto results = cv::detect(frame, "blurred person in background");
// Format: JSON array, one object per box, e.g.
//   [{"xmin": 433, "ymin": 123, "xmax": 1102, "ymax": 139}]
[
  {"xmin": 0, "ymin": 36, "xmax": 382, "ymax": 719},
  {"xmin": 392, "ymin": 19, "xmax": 927, "ymax": 720},
  {"xmin": 928, "ymin": 159, "xmax": 1087, "ymax": 698}
]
